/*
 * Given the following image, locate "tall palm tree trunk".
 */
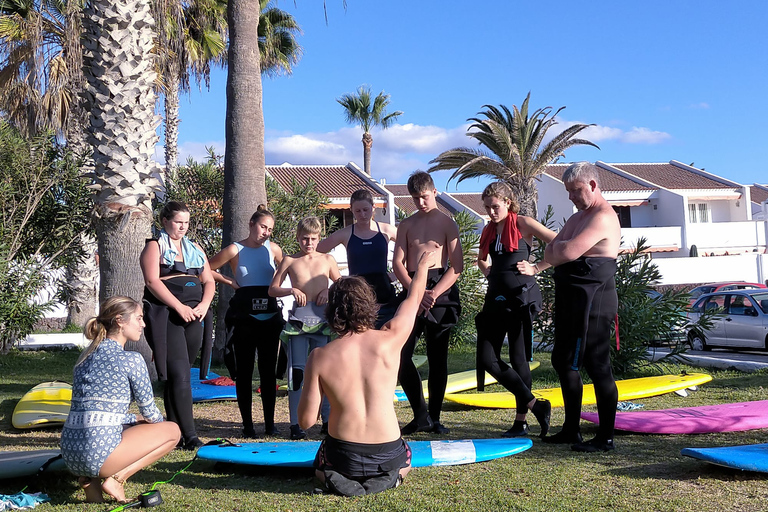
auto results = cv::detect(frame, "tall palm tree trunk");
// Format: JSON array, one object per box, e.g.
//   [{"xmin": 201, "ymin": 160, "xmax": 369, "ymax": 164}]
[
  {"xmin": 511, "ymin": 179, "xmax": 539, "ymax": 218},
  {"xmin": 82, "ymin": 0, "xmax": 161, "ymax": 373},
  {"xmin": 362, "ymin": 132, "xmax": 372, "ymax": 175},
  {"xmin": 219, "ymin": 0, "xmax": 267, "ymax": 354},
  {"xmin": 165, "ymin": 65, "xmax": 181, "ymax": 183}
]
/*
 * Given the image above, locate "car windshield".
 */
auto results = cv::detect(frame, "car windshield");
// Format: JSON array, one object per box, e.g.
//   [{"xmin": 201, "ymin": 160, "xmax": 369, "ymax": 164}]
[
  {"xmin": 753, "ymin": 292, "xmax": 768, "ymax": 313},
  {"xmin": 689, "ymin": 286, "xmax": 716, "ymax": 299}
]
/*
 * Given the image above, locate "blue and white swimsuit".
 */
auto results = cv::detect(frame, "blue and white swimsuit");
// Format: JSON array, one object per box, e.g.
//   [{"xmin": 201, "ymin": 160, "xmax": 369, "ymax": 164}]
[{"xmin": 60, "ymin": 339, "xmax": 164, "ymax": 477}]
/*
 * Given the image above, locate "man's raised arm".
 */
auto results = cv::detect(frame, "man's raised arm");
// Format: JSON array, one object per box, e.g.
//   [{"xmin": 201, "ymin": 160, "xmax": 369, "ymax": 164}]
[{"xmin": 384, "ymin": 251, "xmax": 435, "ymax": 343}]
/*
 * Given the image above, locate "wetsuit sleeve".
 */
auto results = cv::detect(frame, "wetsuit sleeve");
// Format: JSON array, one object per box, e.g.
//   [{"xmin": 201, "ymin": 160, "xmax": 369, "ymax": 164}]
[{"xmin": 126, "ymin": 352, "xmax": 164, "ymax": 424}]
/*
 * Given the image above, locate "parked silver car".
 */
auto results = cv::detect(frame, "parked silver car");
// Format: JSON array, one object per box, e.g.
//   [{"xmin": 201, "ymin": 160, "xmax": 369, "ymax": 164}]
[{"xmin": 687, "ymin": 290, "xmax": 768, "ymax": 351}]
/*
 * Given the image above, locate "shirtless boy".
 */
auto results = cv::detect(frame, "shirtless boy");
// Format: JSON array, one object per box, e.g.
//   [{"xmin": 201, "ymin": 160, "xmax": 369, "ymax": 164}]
[
  {"xmin": 298, "ymin": 251, "xmax": 435, "ymax": 496},
  {"xmin": 393, "ymin": 171, "xmax": 463, "ymax": 435},
  {"xmin": 269, "ymin": 217, "xmax": 341, "ymax": 440},
  {"xmin": 542, "ymin": 162, "xmax": 621, "ymax": 452}
]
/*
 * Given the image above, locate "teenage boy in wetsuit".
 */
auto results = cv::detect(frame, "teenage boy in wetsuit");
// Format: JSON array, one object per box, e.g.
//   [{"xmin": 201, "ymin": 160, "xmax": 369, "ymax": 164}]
[
  {"xmin": 298, "ymin": 251, "xmax": 435, "ymax": 496},
  {"xmin": 393, "ymin": 171, "xmax": 463, "ymax": 435},
  {"xmin": 542, "ymin": 161, "xmax": 621, "ymax": 452},
  {"xmin": 269, "ymin": 217, "xmax": 342, "ymax": 440}
]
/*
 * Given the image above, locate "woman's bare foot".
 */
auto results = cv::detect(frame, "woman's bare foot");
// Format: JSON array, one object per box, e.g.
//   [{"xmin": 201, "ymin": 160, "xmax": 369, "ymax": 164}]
[
  {"xmin": 78, "ymin": 476, "xmax": 104, "ymax": 503},
  {"xmin": 101, "ymin": 475, "xmax": 129, "ymax": 504}
]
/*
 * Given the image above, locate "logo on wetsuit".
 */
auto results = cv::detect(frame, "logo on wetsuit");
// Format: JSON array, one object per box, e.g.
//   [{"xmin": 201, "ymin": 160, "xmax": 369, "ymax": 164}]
[{"xmin": 252, "ymin": 298, "xmax": 269, "ymax": 311}]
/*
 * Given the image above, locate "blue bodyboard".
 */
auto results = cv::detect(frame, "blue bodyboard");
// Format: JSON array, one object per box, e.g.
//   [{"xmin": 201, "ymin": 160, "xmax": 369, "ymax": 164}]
[
  {"xmin": 191, "ymin": 368, "xmax": 237, "ymax": 403},
  {"xmin": 197, "ymin": 438, "xmax": 532, "ymax": 468},
  {"xmin": 681, "ymin": 443, "xmax": 768, "ymax": 473}
]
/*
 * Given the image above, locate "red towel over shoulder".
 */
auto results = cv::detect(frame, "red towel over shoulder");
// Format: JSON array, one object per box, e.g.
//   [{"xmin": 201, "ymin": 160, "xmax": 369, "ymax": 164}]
[{"xmin": 479, "ymin": 211, "xmax": 520, "ymax": 260}]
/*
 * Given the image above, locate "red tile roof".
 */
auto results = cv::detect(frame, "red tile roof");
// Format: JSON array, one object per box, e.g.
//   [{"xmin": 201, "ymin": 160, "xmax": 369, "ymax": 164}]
[
  {"xmin": 384, "ymin": 184, "xmax": 456, "ymax": 217},
  {"xmin": 544, "ymin": 164, "xmax": 655, "ymax": 192},
  {"xmin": 267, "ymin": 164, "xmax": 384, "ymax": 200},
  {"xmin": 611, "ymin": 163, "xmax": 733, "ymax": 190},
  {"xmin": 751, "ymin": 185, "xmax": 768, "ymax": 204},
  {"xmin": 450, "ymin": 193, "xmax": 487, "ymax": 217}
]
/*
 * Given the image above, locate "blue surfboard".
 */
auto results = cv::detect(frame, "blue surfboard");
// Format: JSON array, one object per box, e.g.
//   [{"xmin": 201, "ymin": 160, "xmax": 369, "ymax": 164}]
[
  {"xmin": 681, "ymin": 443, "xmax": 768, "ymax": 473},
  {"xmin": 191, "ymin": 368, "xmax": 237, "ymax": 403},
  {"xmin": 197, "ymin": 438, "xmax": 532, "ymax": 468}
]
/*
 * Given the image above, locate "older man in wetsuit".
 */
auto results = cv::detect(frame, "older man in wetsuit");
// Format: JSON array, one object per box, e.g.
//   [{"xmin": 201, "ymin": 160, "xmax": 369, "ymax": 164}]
[
  {"xmin": 542, "ymin": 161, "xmax": 621, "ymax": 452},
  {"xmin": 298, "ymin": 251, "xmax": 434, "ymax": 496}
]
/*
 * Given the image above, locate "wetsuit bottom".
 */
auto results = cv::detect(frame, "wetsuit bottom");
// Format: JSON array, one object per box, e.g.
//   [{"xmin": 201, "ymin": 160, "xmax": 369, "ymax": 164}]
[
  {"xmin": 551, "ymin": 257, "xmax": 618, "ymax": 440},
  {"xmin": 164, "ymin": 311, "xmax": 203, "ymax": 442},
  {"xmin": 398, "ymin": 269, "xmax": 460, "ymax": 424},
  {"xmin": 475, "ymin": 308, "xmax": 534, "ymax": 415},
  {"xmin": 231, "ymin": 315, "xmax": 283, "ymax": 431},
  {"xmin": 314, "ymin": 436, "xmax": 411, "ymax": 496}
]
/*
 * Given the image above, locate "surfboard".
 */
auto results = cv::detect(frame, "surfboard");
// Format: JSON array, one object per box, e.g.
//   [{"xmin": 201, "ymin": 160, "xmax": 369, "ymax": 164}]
[
  {"xmin": 12, "ymin": 382, "xmax": 72, "ymax": 429},
  {"xmin": 581, "ymin": 400, "xmax": 768, "ymax": 434},
  {"xmin": 394, "ymin": 361, "xmax": 541, "ymax": 402},
  {"xmin": 443, "ymin": 373, "xmax": 713, "ymax": 409},
  {"xmin": 191, "ymin": 368, "xmax": 237, "ymax": 403},
  {"xmin": 0, "ymin": 450, "xmax": 67, "ymax": 480},
  {"xmin": 681, "ymin": 444, "xmax": 768, "ymax": 473},
  {"xmin": 197, "ymin": 438, "xmax": 532, "ymax": 468}
]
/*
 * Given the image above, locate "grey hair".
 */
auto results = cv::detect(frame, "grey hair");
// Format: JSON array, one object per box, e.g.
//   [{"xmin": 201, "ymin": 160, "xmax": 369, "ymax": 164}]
[{"xmin": 562, "ymin": 162, "xmax": 600, "ymax": 187}]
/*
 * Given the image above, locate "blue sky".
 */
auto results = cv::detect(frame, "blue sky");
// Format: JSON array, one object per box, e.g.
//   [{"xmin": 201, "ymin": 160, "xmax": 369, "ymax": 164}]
[{"xmin": 171, "ymin": 0, "xmax": 768, "ymax": 193}]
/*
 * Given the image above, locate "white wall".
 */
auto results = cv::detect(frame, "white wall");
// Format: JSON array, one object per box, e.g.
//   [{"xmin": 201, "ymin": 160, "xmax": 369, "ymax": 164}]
[
  {"xmin": 537, "ymin": 176, "xmax": 572, "ymax": 227},
  {"xmin": 687, "ymin": 221, "xmax": 767, "ymax": 251},
  {"xmin": 621, "ymin": 226, "xmax": 681, "ymax": 251},
  {"xmin": 629, "ymin": 204, "xmax": 655, "ymax": 226},
  {"xmin": 653, "ymin": 253, "xmax": 768, "ymax": 286},
  {"xmin": 708, "ymin": 200, "xmax": 731, "ymax": 222}
]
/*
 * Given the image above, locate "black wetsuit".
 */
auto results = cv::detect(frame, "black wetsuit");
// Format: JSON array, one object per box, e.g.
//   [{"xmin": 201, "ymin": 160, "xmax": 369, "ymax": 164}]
[
  {"xmin": 552, "ymin": 257, "xmax": 618, "ymax": 440},
  {"xmin": 398, "ymin": 268, "xmax": 461, "ymax": 425},
  {"xmin": 475, "ymin": 236, "xmax": 541, "ymax": 415},
  {"xmin": 314, "ymin": 436, "xmax": 411, "ymax": 496},
  {"xmin": 222, "ymin": 240, "xmax": 284, "ymax": 435},
  {"xmin": 143, "ymin": 256, "xmax": 212, "ymax": 445},
  {"xmin": 346, "ymin": 223, "xmax": 397, "ymax": 328}
]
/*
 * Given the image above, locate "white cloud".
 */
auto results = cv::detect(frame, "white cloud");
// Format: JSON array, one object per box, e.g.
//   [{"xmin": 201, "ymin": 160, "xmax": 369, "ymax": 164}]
[
  {"xmin": 620, "ymin": 127, "xmax": 672, "ymax": 144},
  {"xmin": 689, "ymin": 102, "xmax": 710, "ymax": 109},
  {"xmin": 552, "ymin": 118, "xmax": 671, "ymax": 145},
  {"xmin": 167, "ymin": 117, "xmax": 671, "ymax": 185}
]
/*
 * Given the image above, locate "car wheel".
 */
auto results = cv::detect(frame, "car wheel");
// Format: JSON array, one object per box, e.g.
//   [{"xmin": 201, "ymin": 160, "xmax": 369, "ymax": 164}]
[{"xmin": 688, "ymin": 331, "xmax": 709, "ymax": 351}]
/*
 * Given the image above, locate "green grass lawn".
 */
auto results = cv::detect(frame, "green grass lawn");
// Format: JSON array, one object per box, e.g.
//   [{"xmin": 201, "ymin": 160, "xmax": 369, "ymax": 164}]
[{"xmin": 1, "ymin": 348, "xmax": 767, "ymax": 511}]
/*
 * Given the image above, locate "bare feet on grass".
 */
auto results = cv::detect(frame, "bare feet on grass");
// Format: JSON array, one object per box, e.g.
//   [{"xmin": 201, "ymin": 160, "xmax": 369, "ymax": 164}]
[
  {"xmin": 78, "ymin": 476, "xmax": 104, "ymax": 503},
  {"xmin": 101, "ymin": 475, "xmax": 129, "ymax": 504}
]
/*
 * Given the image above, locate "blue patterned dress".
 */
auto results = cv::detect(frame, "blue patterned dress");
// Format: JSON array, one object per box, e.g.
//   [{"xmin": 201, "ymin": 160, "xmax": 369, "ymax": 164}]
[{"xmin": 60, "ymin": 338, "xmax": 164, "ymax": 477}]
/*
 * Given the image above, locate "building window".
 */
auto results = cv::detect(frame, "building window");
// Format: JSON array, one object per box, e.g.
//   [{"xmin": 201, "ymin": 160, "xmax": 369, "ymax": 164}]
[
  {"xmin": 612, "ymin": 206, "xmax": 632, "ymax": 228},
  {"xmin": 688, "ymin": 203, "xmax": 710, "ymax": 223}
]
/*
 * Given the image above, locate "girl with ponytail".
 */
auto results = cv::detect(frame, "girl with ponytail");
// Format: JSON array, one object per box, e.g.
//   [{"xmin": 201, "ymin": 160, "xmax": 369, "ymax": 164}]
[{"xmin": 61, "ymin": 296, "xmax": 180, "ymax": 503}]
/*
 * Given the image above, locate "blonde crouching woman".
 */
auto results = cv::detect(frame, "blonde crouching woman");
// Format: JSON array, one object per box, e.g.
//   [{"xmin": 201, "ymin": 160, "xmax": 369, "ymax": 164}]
[{"xmin": 60, "ymin": 296, "xmax": 180, "ymax": 503}]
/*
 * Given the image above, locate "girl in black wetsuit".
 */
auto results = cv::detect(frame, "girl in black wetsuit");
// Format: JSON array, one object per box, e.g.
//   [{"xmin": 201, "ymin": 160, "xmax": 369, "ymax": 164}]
[
  {"xmin": 140, "ymin": 202, "xmax": 216, "ymax": 450},
  {"xmin": 317, "ymin": 189, "xmax": 398, "ymax": 328},
  {"xmin": 209, "ymin": 206, "xmax": 285, "ymax": 437},
  {"xmin": 476, "ymin": 182, "xmax": 556, "ymax": 437}
]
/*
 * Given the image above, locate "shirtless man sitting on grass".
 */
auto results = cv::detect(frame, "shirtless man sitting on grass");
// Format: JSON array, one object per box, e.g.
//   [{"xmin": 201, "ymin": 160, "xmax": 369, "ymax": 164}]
[{"xmin": 298, "ymin": 251, "xmax": 435, "ymax": 497}]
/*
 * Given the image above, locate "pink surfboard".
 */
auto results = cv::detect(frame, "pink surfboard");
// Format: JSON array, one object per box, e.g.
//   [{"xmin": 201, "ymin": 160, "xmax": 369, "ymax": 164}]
[{"xmin": 581, "ymin": 400, "xmax": 768, "ymax": 434}]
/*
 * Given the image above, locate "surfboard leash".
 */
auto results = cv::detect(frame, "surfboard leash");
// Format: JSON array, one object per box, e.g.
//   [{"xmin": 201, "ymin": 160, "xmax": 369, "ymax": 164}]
[{"xmin": 106, "ymin": 438, "xmax": 234, "ymax": 512}]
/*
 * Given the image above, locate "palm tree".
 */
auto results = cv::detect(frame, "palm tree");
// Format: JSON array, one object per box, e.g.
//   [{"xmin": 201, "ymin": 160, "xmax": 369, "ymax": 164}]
[
  {"xmin": 428, "ymin": 93, "xmax": 599, "ymax": 218},
  {"xmin": 160, "ymin": 0, "xmax": 227, "ymax": 179},
  {"xmin": 337, "ymin": 85, "xmax": 402, "ymax": 175},
  {"xmin": 258, "ymin": 0, "xmax": 302, "ymax": 77},
  {"xmin": 0, "ymin": 0, "xmax": 79, "ymax": 140},
  {"xmin": 1, "ymin": 0, "xmax": 98, "ymax": 328},
  {"xmin": 81, "ymin": 0, "xmax": 161, "ymax": 369}
]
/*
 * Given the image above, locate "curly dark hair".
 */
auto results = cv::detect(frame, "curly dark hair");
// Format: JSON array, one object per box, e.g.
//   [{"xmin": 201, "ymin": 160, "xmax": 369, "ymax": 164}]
[{"xmin": 325, "ymin": 276, "xmax": 379, "ymax": 336}]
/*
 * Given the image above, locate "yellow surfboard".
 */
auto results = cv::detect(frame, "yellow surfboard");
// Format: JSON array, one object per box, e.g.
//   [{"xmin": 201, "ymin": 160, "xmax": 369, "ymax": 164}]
[
  {"xmin": 444, "ymin": 372, "xmax": 713, "ymax": 409},
  {"xmin": 394, "ymin": 361, "xmax": 541, "ymax": 402},
  {"xmin": 12, "ymin": 382, "xmax": 72, "ymax": 429}
]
